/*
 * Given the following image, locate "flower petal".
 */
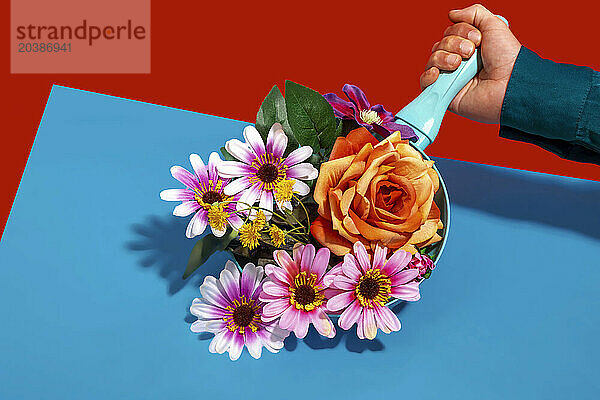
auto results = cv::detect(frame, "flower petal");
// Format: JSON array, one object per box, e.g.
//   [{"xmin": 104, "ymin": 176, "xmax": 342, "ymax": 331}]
[
  {"xmin": 333, "ymin": 275, "xmax": 357, "ymax": 291},
  {"xmin": 210, "ymin": 330, "xmax": 233, "ymax": 354},
  {"xmin": 372, "ymin": 245, "xmax": 388, "ymax": 269},
  {"xmin": 374, "ymin": 304, "xmax": 401, "ymax": 333},
  {"xmin": 219, "ymin": 268, "xmax": 240, "ymax": 302},
  {"xmin": 218, "ymin": 161, "xmax": 253, "ymax": 179},
  {"xmin": 227, "ymin": 213, "xmax": 244, "ymax": 230},
  {"xmin": 244, "ymin": 329, "xmax": 263, "ymax": 359},
  {"xmin": 190, "ymin": 298, "xmax": 226, "ymax": 319},
  {"xmin": 300, "ymin": 244, "xmax": 316, "ymax": 272},
  {"xmin": 228, "ymin": 333, "xmax": 244, "ymax": 361},
  {"xmin": 173, "ymin": 201, "xmax": 201, "ymax": 217},
  {"xmin": 200, "ymin": 276, "xmax": 230, "ymax": 309},
  {"xmin": 362, "ymin": 308, "xmax": 378, "ymax": 340},
  {"xmin": 189, "ymin": 153, "xmax": 209, "ymax": 184},
  {"xmin": 208, "ymin": 152, "xmax": 222, "ymax": 181},
  {"xmin": 210, "ymin": 223, "xmax": 226, "ymax": 237},
  {"xmin": 311, "ymin": 308, "xmax": 336, "ymax": 338},
  {"xmin": 240, "ymin": 263, "xmax": 259, "ymax": 298},
  {"xmin": 264, "ymin": 264, "xmax": 292, "ymax": 286},
  {"xmin": 237, "ymin": 183, "xmax": 262, "ymax": 214},
  {"xmin": 266, "ymin": 123, "xmax": 288, "ymax": 158},
  {"xmin": 160, "ymin": 188, "xmax": 194, "ymax": 202},
  {"xmin": 225, "ymin": 138, "xmax": 255, "ymax": 165},
  {"xmin": 353, "ymin": 241, "xmax": 371, "ymax": 273},
  {"xmin": 261, "ymin": 281, "xmax": 288, "ymax": 297},
  {"xmin": 278, "ymin": 305, "xmax": 300, "ymax": 331},
  {"xmin": 274, "ymin": 249, "xmax": 298, "ymax": 279},
  {"xmin": 391, "ymin": 281, "xmax": 421, "ymax": 301},
  {"xmin": 338, "ymin": 300, "xmax": 362, "ymax": 330},
  {"xmin": 262, "ymin": 298, "xmax": 291, "ymax": 320},
  {"xmin": 294, "ymin": 311, "xmax": 311, "ymax": 339},
  {"xmin": 311, "ymin": 247, "xmax": 330, "ymax": 280},
  {"xmin": 382, "ymin": 250, "xmax": 412, "ymax": 277},
  {"xmin": 287, "ymin": 163, "xmax": 318, "ymax": 180},
  {"xmin": 170, "ymin": 166, "xmax": 199, "ymax": 190},
  {"xmin": 327, "ymin": 291, "xmax": 355, "ymax": 312},
  {"xmin": 342, "ymin": 84, "xmax": 370, "ymax": 110},
  {"xmin": 342, "ymin": 254, "xmax": 362, "ymax": 282},
  {"xmin": 390, "ymin": 269, "xmax": 419, "ymax": 286},
  {"xmin": 292, "ymin": 179, "xmax": 310, "ymax": 196},
  {"xmin": 223, "ymin": 176, "xmax": 252, "ymax": 196},
  {"xmin": 243, "ymin": 125, "xmax": 266, "ymax": 157},
  {"xmin": 323, "ymin": 93, "xmax": 357, "ymax": 118},
  {"xmin": 284, "ymin": 146, "xmax": 313, "ymax": 166},
  {"xmin": 259, "ymin": 190, "xmax": 274, "ymax": 220},
  {"xmin": 186, "ymin": 210, "xmax": 208, "ymax": 238}
]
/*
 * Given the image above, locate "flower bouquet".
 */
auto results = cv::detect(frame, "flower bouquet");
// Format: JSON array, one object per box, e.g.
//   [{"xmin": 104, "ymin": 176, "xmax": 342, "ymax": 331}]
[{"xmin": 160, "ymin": 81, "xmax": 447, "ymax": 360}]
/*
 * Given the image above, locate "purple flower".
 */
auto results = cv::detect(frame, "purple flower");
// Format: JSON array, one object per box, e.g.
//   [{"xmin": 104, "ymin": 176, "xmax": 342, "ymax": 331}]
[
  {"xmin": 409, "ymin": 252, "xmax": 435, "ymax": 280},
  {"xmin": 324, "ymin": 242, "xmax": 421, "ymax": 340},
  {"xmin": 160, "ymin": 153, "xmax": 244, "ymax": 238},
  {"xmin": 324, "ymin": 84, "xmax": 417, "ymax": 140},
  {"xmin": 189, "ymin": 261, "xmax": 289, "ymax": 360},
  {"xmin": 259, "ymin": 244, "xmax": 336, "ymax": 339},
  {"xmin": 218, "ymin": 123, "xmax": 317, "ymax": 220}
]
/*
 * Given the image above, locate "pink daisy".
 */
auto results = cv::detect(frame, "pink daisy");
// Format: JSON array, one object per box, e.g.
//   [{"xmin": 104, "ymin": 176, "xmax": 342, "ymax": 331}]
[
  {"xmin": 259, "ymin": 244, "xmax": 336, "ymax": 339},
  {"xmin": 189, "ymin": 261, "xmax": 289, "ymax": 361},
  {"xmin": 217, "ymin": 123, "xmax": 318, "ymax": 219},
  {"xmin": 160, "ymin": 152, "xmax": 243, "ymax": 238},
  {"xmin": 326, "ymin": 242, "xmax": 421, "ymax": 340}
]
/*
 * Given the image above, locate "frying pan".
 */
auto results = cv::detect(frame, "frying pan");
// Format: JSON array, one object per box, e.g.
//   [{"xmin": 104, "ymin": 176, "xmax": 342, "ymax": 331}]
[{"xmin": 392, "ymin": 15, "xmax": 510, "ymax": 274}]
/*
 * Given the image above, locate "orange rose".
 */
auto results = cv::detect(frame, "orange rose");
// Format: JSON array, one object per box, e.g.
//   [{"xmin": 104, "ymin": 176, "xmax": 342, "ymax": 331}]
[{"xmin": 311, "ymin": 127, "xmax": 443, "ymax": 256}]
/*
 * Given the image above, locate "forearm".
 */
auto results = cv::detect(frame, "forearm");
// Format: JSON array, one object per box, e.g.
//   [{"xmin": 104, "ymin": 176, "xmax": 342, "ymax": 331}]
[{"xmin": 499, "ymin": 46, "xmax": 600, "ymax": 165}]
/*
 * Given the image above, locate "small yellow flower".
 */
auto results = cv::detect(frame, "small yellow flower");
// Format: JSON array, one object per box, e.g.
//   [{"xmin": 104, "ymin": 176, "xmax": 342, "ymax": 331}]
[
  {"xmin": 239, "ymin": 223, "xmax": 260, "ymax": 250},
  {"xmin": 269, "ymin": 225, "xmax": 286, "ymax": 248},
  {"xmin": 253, "ymin": 211, "xmax": 266, "ymax": 231},
  {"xmin": 274, "ymin": 179, "xmax": 296, "ymax": 203},
  {"xmin": 207, "ymin": 203, "xmax": 229, "ymax": 232}
]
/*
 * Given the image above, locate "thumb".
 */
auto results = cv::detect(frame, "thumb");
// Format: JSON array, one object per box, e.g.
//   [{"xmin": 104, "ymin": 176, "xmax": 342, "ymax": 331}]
[{"xmin": 448, "ymin": 4, "xmax": 505, "ymax": 31}]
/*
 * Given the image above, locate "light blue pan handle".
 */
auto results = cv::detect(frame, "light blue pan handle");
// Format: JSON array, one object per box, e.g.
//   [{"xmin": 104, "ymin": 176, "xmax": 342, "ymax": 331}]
[{"xmin": 395, "ymin": 15, "xmax": 509, "ymax": 151}]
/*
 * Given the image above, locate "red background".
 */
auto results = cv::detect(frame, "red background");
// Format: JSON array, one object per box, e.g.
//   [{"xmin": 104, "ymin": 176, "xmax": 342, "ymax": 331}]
[{"xmin": 2, "ymin": 0, "xmax": 599, "ymax": 235}]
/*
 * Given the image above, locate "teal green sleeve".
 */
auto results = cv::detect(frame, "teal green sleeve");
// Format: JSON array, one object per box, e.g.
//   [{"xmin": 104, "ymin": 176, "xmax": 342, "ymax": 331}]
[{"xmin": 499, "ymin": 46, "xmax": 600, "ymax": 165}]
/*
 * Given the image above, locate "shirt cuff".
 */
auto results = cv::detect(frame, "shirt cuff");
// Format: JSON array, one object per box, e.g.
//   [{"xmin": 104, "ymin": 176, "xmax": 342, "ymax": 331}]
[{"xmin": 499, "ymin": 46, "xmax": 600, "ymax": 165}]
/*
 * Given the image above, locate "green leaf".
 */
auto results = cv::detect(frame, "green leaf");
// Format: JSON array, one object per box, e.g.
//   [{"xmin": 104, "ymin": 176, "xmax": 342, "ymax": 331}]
[
  {"xmin": 220, "ymin": 146, "xmax": 236, "ymax": 161},
  {"xmin": 256, "ymin": 85, "xmax": 297, "ymax": 151},
  {"xmin": 183, "ymin": 229, "xmax": 237, "ymax": 279},
  {"xmin": 285, "ymin": 81, "xmax": 337, "ymax": 153}
]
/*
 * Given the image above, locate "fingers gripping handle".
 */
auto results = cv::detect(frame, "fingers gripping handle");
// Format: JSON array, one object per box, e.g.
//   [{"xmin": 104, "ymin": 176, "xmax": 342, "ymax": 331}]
[{"xmin": 396, "ymin": 15, "xmax": 509, "ymax": 151}]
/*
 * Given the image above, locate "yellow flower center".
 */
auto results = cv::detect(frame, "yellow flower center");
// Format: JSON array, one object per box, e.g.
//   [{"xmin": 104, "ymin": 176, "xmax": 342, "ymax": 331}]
[
  {"xmin": 269, "ymin": 225, "xmax": 286, "ymax": 248},
  {"xmin": 274, "ymin": 179, "xmax": 296, "ymax": 203},
  {"xmin": 223, "ymin": 295, "xmax": 261, "ymax": 334},
  {"xmin": 207, "ymin": 203, "xmax": 229, "ymax": 232},
  {"xmin": 239, "ymin": 222, "xmax": 261, "ymax": 250},
  {"xmin": 360, "ymin": 109, "xmax": 382, "ymax": 125},
  {"xmin": 249, "ymin": 153, "xmax": 288, "ymax": 191},
  {"xmin": 289, "ymin": 271, "xmax": 325, "ymax": 311},
  {"xmin": 253, "ymin": 211, "xmax": 266, "ymax": 231},
  {"xmin": 194, "ymin": 179, "xmax": 227, "ymax": 210},
  {"xmin": 355, "ymin": 268, "xmax": 391, "ymax": 308}
]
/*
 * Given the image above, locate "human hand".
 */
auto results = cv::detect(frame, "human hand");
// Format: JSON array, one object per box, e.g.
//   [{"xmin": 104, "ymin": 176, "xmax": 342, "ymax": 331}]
[{"xmin": 420, "ymin": 4, "xmax": 521, "ymax": 124}]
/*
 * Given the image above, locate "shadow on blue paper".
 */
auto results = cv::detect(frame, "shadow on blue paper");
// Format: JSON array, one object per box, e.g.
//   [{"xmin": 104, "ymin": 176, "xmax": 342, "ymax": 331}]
[{"xmin": 435, "ymin": 158, "xmax": 600, "ymax": 241}]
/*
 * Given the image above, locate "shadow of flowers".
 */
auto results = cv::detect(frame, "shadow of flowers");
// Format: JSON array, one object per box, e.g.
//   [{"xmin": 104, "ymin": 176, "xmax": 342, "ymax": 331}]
[{"xmin": 125, "ymin": 214, "xmax": 230, "ymax": 295}]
